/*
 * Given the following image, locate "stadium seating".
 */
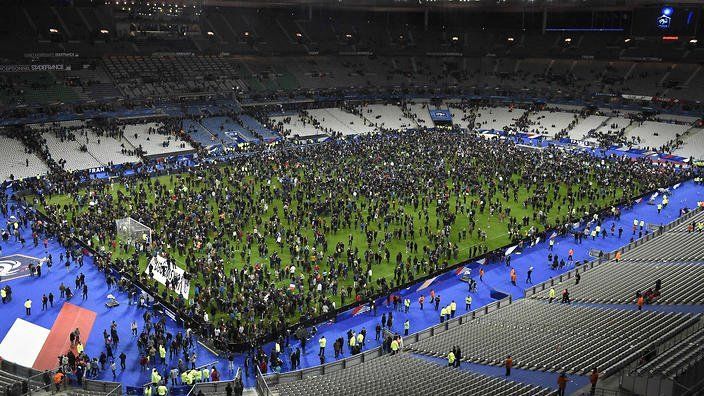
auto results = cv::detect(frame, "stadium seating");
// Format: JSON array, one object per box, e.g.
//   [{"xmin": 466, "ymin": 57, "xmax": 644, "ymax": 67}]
[
  {"xmin": 305, "ymin": 108, "xmax": 374, "ymax": 136},
  {"xmin": 473, "ymin": 107, "xmax": 525, "ymax": 132},
  {"xmin": 673, "ymin": 128, "xmax": 704, "ymax": 160},
  {"xmin": 359, "ymin": 104, "xmax": 415, "ymax": 131},
  {"xmin": 81, "ymin": 129, "xmax": 141, "ymax": 166},
  {"xmin": 183, "ymin": 119, "xmax": 219, "ymax": 148},
  {"xmin": 565, "ymin": 115, "xmax": 609, "ymax": 141},
  {"xmin": 200, "ymin": 116, "xmax": 258, "ymax": 144},
  {"xmin": 634, "ymin": 326, "xmax": 704, "ymax": 378},
  {"xmin": 269, "ymin": 113, "xmax": 327, "ymax": 139},
  {"xmin": 525, "ymin": 111, "xmax": 576, "ymax": 137},
  {"xmin": 42, "ymin": 131, "xmax": 103, "ymax": 171},
  {"xmin": 0, "ymin": 135, "xmax": 50, "ymax": 181},
  {"xmin": 405, "ymin": 103, "xmax": 435, "ymax": 127},
  {"xmin": 532, "ymin": 261, "xmax": 704, "ymax": 305},
  {"xmin": 620, "ymin": 233, "xmax": 704, "ymax": 262},
  {"xmin": 271, "ymin": 353, "xmax": 554, "ymax": 396},
  {"xmin": 407, "ymin": 299, "xmax": 699, "ymax": 376},
  {"xmin": 626, "ymin": 121, "xmax": 692, "ymax": 151},
  {"xmin": 239, "ymin": 114, "xmax": 280, "ymax": 142},
  {"xmin": 123, "ymin": 122, "xmax": 195, "ymax": 157}
]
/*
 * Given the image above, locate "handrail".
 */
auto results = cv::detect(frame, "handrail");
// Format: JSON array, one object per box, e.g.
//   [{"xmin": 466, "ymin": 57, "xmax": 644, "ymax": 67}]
[
  {"xmin": 105, "ymin": 383, "xmax": 123, "ymax": 396},
  {"xmin": 255, "ymin": 363, "xmax": 272, "ymax": 396}
]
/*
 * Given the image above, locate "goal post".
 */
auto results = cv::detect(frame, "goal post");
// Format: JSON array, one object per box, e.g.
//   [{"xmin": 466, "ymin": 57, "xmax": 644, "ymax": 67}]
[{"xmin": 115, "ymin": 217, "xmax": 152, "ymax": 245}]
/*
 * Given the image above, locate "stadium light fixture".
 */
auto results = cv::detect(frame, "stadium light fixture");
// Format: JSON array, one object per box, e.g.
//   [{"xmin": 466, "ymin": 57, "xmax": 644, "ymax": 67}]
[
  {"xmin": 564, "ymin": 37, "xmax": 572, "ymax": 43},
  {"xmin": 451, "ymin": 36, "xmax": 459, "ymax": 41},
  {"xmin": 295, "ymin": 32, "xmax": 303, "ymax": 38},
  {"xmin": 49, "ymin": 28, "xmax": 59, "ymax": 33},
  {"xmin": 207, "ymin": 31, "xmax": 215, "ymax": 36},
  {"xmin": 345, "ymin": 33, "xmax": 352, "ymax": 39},
  {"xmin": 690, "ymin": 39, "xmax": 698, "ymax": 44},
  {"xmin": 100, "ymin": 29, "xmax": 109, "ymax": 34},
  {"xmin": 244, "ymin": 31, "xmax": 250, "ymax": 37},
  {"xmin": 507, "ymin": 37, "xmax": 514, "ymax": 42},
  {"xmin": 624, "ymin": 38, "xmax": 631, "ymax": 43}
]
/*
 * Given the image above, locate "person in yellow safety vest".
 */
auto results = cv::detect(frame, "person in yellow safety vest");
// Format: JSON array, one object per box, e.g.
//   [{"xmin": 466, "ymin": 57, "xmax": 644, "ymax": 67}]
[
  {"xmin": 549, "ymin": 287, "xmax": 556, "ymax": 303},
  {"xmin": 450, "ymin": 300, "xmax": 457, "ymax": 318},
  {"xmin": 440, "ymin": 306, "xmax": 446, "ymax": 323},
  {"xmin": 151, "ymin": 369, "xmax": 161, "ymax": 385},
  {"xmin": 76, "ymin": 342, "xmax": 84, "ymax": 354},
  {"xmin": 201, "ymin": 367, "xmax": 209, "ymax": 382},
  {"xmin": 144, "ymin": 386, "xmax": 152, "ymax": 396},
  {"xmin": 159, "ymin": 345, "xmax": 166, "ymax": 364},
  {"xmin": 156, "ymin": 384, "xmax": 167, "ymax": 396},
  {"xmin": 1, "ymin": 288, "xmax": 6, "ymax": 303},
  {"xmin": 447, "ymin": 350, "xmax": 456, "ymax": 367},
  {"xmin": 318, "ymin": 336, "xmax": 326, "ymax": 356},
  {"xmin": 390, "ymin": 338, "xmax": 399, "ymax": 355},
  {"xmin": 465, "ymin": 295, "xmax": 472, "ymax": 311},
  {"xmin": 193, "ymin": 368, "xmax": 202, "ymax": 383},
  {"xmin": 349, "ymin": 334, "xmax": 356, "ymax": 349},
  {"xmin": 403, "ymin": 319, "xmax": 410, "ymax": 336},
  {"xmin": 356, "ymin": 332, "xmax": 364, "ymax": 348},
  {"xmin": 404, "ymin": 298, "xmax": 410, "ymax": 313}
]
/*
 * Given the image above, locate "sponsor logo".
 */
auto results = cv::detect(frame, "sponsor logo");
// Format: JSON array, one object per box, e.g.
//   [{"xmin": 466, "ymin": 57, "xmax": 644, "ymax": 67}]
[{"xmin": 0, "ymin": 254, "xmax": 40, "ymax": 282}]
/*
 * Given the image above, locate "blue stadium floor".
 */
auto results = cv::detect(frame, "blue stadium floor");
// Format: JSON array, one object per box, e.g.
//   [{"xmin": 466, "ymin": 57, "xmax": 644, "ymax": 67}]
[{"xmin": 0, "ymin": 180, "xmax": 702, "ymax": 393}]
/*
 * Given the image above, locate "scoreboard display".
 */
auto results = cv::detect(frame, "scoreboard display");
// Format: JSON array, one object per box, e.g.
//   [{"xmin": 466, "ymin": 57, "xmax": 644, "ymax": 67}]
[{"xmin": 632, "ymin": 6, "xmax": 700, "ymax": 36}]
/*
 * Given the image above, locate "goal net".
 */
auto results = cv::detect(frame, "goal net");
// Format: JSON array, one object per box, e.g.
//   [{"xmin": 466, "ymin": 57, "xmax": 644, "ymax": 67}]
[{"xmin": 115, "ymin": 217, "xmax": 152, "ymax": 245}]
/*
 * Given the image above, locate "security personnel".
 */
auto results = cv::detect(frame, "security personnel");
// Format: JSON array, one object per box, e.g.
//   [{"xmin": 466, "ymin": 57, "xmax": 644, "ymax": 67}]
[
  {"xmin": 201, "ymin": 366, "xmax": 209, "ymax": 382},
  {"xmin": 447, "ymin": 350, "xmax": 455, "ymax": 367},
  {"xmin": 465, "ymin": 295, "xmax": 472, "ymax": 311},
  {"xmin": 193, "ymin": 368, "xmax": 202, "ymax": 383},
  {"xmin": 403, "ymin": 319, "xmax": 410, "ymax": 336},
  {"xmin": 403, "ymin": 298, "xmax": 410, "ymax": 313},
  {"xmin": 180, "ymin": 370, "xmax": 189, "ymax": 385},
  {"xmin": 144, "ymin": 386, "xmax": 152, "ymax": 396},
  {"xmin": 1, "ymin": 287, "xmax": 6, "ymax": 304},
  {"xmin": 390, "ymin": 338, "xmax": 399, "ymax": 355},
  {"xmin": 440, "ymin": 306, "xmax": 446, "ymax": 323},
  {"xmin": 24, "ymin": 299, "xmax": 32, "ymax": 315},
  {"xmin": 549, "ymin": 287, "xmax": 556, "ymax": 303},
  {"xmin": 151, "ymin": 368, "xmax": 161, "ymax": 385},
  {"xmin": 356, "ymin": 332, "xmax": 364, "ymax": 349},
  {"xmin": 159, "ymin": 345, "xmax": 166, "ymax": 365},
  {"xmin": 450, "ymin": 300, "xmax": 457, "ymax": 318},
  {"xmin": 156, "ymin": 383, "xmax": 168, "ymax": 396}
]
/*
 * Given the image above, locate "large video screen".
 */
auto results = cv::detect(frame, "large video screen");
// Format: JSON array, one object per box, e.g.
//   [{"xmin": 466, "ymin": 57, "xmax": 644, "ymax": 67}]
[{"xmin": 632, "ymin": 6, "xmax": 700, "ymax": 36}]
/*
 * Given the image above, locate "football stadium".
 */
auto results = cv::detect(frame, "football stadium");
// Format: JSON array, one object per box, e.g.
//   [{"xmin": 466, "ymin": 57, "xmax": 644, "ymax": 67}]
[{"xmin": 0, "ymin": 0, "xmax": 703, "ymax": 395}]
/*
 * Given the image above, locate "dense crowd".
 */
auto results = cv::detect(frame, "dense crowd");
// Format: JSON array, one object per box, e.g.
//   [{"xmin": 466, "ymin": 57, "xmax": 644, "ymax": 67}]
[{"xmin": 22, "ymin": 127, "xmax": 687, "ymax": 352}]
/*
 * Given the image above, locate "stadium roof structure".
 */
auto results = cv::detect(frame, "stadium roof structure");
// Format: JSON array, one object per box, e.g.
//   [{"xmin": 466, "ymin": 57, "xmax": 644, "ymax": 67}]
[{"xmin": 204, "ymin": 0, "xmax": 704, "ymax": 11}]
